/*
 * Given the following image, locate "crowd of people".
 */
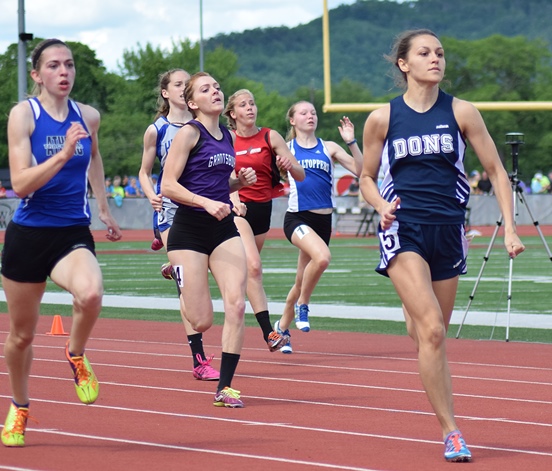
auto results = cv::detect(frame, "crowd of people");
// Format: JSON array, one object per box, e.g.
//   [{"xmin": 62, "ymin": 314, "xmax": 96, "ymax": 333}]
[
  {"xmin": 468, "ymin": 169, "xmax": 552, "ymax": 195},
  {"xmin": 1, "ymin": 30, "xmax": 528, "ymax": 464}
]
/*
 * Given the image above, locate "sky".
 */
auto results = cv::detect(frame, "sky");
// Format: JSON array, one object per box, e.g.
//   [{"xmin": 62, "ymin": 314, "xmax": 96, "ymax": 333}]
[{"xmin": 0, "ymin": 0, "xmax": 359, "ymax": 72}]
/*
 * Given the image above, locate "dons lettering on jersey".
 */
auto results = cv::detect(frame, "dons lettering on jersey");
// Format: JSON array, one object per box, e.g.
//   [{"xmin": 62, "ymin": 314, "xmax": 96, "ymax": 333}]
[{"xmin": 392, "ymin": 133, "xmax": 453, "ymax": 159}]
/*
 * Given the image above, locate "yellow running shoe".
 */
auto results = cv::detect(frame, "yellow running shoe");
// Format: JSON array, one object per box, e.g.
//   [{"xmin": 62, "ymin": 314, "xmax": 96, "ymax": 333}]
[
  {"xmin": 2, "ymin": 403, "xmax": 36, "ymax": 447},
  {"xmin": 213, "ymin": 387, "xmax": 244, "ymax": 408},
  {"xmin": 65, "ymin": 342, "xmax": 100, "ymax": 404}
]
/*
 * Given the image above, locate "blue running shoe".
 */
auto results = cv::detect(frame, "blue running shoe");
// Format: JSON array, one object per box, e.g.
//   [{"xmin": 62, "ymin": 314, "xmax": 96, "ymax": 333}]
[
  {"xmin": 444, "ymin": 430, "xmax": 472, "ymax": 462},
  {"xmin": 274, "ymin": 320, "xmax": 292, "ymax": 354},
  {"xmin": 294, "ymin": 304, "xmax": 310, "ymax": 332}
]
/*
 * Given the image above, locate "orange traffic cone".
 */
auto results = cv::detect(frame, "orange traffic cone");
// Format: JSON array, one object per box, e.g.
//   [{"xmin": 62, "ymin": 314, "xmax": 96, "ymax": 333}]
[{"xmin": 46, "ymin": 315, "xmax": 69, "ymax": 336}]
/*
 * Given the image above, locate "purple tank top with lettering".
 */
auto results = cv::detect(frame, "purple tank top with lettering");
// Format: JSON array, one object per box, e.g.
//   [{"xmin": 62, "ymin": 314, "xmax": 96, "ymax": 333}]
[{"xmin": 177, "ymin": 120, "xmax": 235, "ymax": 211}]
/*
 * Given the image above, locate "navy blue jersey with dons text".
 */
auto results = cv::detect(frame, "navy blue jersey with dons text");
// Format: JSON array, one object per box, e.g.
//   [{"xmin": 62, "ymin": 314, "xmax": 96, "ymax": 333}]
[{"xmin": 379, "ymin": 90, "xmax": 470, "ymax": 224}]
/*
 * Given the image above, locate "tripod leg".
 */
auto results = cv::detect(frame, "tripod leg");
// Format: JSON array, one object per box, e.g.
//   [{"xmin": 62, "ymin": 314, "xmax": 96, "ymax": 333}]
[
  {"xmin": 517, "ymin": 190, "xmax": 552, "ymax": 261},
  {"xmin": 505, "ymin": 255, "xmax": 514, "ymax": 342},
  {"xmin": 455, "ymin": 215, "xmax": 503, "ymax": 339}
]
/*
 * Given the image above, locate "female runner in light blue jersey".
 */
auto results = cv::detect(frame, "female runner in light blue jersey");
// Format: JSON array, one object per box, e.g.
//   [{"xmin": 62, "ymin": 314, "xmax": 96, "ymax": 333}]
[
  {"xmin": 138, "ymin": 69, "xmax": 219, "ymax": 381},
  {"xmin": 360, "ymin": 29, "xmax": 525, "ymax": 462},
  {"xmin": 272, "ymin": 101, "xmax": 363, "ymax": 352},
  {"xmin": 1, "ymin": 39, "xmax": 122, "ymax": 447}
]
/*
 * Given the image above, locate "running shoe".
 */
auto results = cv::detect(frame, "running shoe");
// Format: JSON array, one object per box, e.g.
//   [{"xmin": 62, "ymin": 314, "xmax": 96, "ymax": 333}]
[
  {"xmin": 274, "ymin": 320, "xmax": 292, "ymax": 354},
  {"xmin": 193, "ymin": 354, "xmax": 220, "ymax": 381},
  {"xmin": 213, "ymin": 387, "xmax": 244, "ymax": 408},
  {"xmin": 1, "ymin": 403, "xmax": 35, "ymax": 447},
  {"xmin": 65, "ymin": 342, "xmax": 100, "ymax": 404},
  {"xmin": 161, "ymin": 262, "xmax": 173, "ymax": 280},
  {"xmin": 444, "ymin": 430, "xmax": 472, "ymax": 462},
  {"xmin": 267, "ymin": 330, "xmax": 289, "ymax": 352},
  {"xmin": 151, "ymin": 238, "xmax": 164, "ymax": 251},
  {"xmin": 294, "ymin": 303, "xmax": 311, "ymax": 332}
]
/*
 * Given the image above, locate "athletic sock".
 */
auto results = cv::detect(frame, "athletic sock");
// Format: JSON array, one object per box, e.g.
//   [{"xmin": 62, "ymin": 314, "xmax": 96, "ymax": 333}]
[
  {"xmin": 217, "ymin": 352, "xmax": 240, "ymax": 391},
  {"xmin": 12, "ymin": 400, "xmax": 29, "ymax": 409},
  {"xmin": 188, "ymin": 333, "xmax": 205, "ymax": 367},
  {"xmin": 254, "ymin": 310, "xmax": 273, "ymax": 342}
]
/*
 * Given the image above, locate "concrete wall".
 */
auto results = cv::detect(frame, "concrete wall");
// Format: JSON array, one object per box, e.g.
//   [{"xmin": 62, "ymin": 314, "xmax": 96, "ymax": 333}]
[{"xmin": 1, "ymin": 194, "xmax": 551, "ymax": 231}]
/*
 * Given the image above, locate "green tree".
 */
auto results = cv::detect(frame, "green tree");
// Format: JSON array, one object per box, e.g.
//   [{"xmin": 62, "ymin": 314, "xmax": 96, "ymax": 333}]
[{"xmin": 442, "ymin": 35, "xmax": 552, "ymax": 177}]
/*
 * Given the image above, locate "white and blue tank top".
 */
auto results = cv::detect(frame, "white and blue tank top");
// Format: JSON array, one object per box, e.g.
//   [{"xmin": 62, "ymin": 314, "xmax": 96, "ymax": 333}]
[
  {"xmin": 13, "ymin": 97, "xmax": 92, "ymax": 227},
  {"xmin": 154, "ymin": 116, "xmax": 183, "ymax": 210},
  {"xmin": 379, "ymin": 89, "xmax": 469, "ymax": 224},
  {"xmin": 287, "ymin": 138, "xmax": 334, "ymax": 212}
]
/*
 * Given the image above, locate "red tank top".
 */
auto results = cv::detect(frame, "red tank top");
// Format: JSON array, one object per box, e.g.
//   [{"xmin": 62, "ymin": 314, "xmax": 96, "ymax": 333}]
[{"xmin": 234, "ymin": 127, "xmax": 276, "ymax": 202}]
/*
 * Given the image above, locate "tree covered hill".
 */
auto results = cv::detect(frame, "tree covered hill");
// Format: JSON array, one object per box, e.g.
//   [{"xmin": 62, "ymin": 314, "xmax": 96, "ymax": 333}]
[{"xmin": 205, "ymin": 0, "xmax": 552, "ymax": 97}]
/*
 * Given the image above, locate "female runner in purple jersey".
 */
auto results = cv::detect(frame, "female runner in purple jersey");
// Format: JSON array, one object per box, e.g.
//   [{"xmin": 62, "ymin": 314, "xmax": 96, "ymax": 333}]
[
  {"xmin": 360, "ymin": 29, "xmax": 525, "ymax": 462},
  {"xmin": 162, "ymin": 72, "xmax": 256, "ymax": 408},
  {"xmin": 138, "ymin": 69, "xmax": 219, "ymax": 381}
]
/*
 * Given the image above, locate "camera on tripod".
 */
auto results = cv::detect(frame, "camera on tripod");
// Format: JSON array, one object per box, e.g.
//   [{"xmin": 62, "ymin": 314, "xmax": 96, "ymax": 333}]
[
  {"xmin": 505, "ymin": 132, "xmax": 524, "ymax": 145},
  {"xmin": 505, "ymin": 132, "xmax": 524, "ymax": 181}
]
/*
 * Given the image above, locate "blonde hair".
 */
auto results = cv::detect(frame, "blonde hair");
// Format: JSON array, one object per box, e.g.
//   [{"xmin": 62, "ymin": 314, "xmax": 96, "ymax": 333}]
[
  {"xmin": 285, "ymin": 100, "xmax": 313, "ymax": 141},
  {"xmin": 223, "ymin": 89, "xmax": 254, "ymax": 130}
]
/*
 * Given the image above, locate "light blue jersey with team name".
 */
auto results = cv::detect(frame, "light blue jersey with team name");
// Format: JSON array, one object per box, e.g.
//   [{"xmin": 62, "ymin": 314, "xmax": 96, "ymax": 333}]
[
  {"xmin": 287, "ymin": 138, "xmax": 334, "ymax": 212},
  {"xmin": 153, "ymin": 116, "xmax": 181, "ymax": 223},
  {"xmin": 379, "ymin": 89, "xmax": 469, "ymax": 224},
  {"xmin": 13, "ymin": 98, "xmax": 92, "ymax": 227}
]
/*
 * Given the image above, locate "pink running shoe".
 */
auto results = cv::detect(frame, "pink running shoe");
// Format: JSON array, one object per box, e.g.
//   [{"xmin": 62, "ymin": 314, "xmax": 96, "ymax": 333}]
[
  {"xmin": 193, "ymin": 354, "xmax": 220, "ymax": 381},
  {"xmin": 213, "ymin": 387, "xmax": 244, "ymax": 408},
  {"xmin": 151, "ymin": 238, "xmax": 164, "ymax": 251}
]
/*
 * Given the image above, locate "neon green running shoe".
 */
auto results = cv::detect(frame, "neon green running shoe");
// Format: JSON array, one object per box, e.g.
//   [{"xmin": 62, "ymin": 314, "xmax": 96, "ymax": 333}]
[
  {"xmin": 2, "ymin": 403, "xmax": 35, "ymax": 447},
  {"xmin": 65, "ymin": 342, "xmax": 100, "ymax": 404},
  {"xmin": 213, "ymin": 387, "xmax": 244, "ymax": 408}
]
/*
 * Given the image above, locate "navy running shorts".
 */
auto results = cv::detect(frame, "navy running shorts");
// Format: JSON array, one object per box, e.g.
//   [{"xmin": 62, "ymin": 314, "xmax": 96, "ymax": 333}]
[{"xmin": 376, "ymin": 221, "xmax": 468, "ymax": 281}]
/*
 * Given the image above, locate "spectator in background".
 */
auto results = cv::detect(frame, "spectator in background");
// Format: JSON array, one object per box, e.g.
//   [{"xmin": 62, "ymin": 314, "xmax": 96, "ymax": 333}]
[
  {"xmin": 124, "ymin": 176, "xmax": 143, "ymax": 198},
  {"xmin": 0, "ymin": 181, "xmax": 7, "ymax": 198},
  {"xmin": 105, "ymin": 176, "xmax": 113, "ymax": 197},
  {"xmin": 468, "ymin": 170, "xmax": 480, "ymax": 194},
  {"xmin": 531, "ymin": 171, "xmax": 550, "ymax": 194},
  {"xmin": 111, "ymin": 175, "xmax": 125, "ymax": 206},
  {"xmin": 476, "ymin": 170, "xmax": 493, "ymax": 195}
]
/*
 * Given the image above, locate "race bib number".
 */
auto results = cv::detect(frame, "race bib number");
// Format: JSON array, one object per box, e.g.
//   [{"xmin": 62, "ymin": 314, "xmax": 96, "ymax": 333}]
[
  {"xmin": 378, "ymin": 226, "xmax": 401, "ymax": 260},
  {"xmin": 173, "ymin": 265, "xmax": 184, "ymax": 288},
  {"xmin": 158, "ymin": 208, "xmax": 168, "ymax": 226},
  {"xmin": 294, "ymin": 224, "xmax": 310, "ymax": 240}
]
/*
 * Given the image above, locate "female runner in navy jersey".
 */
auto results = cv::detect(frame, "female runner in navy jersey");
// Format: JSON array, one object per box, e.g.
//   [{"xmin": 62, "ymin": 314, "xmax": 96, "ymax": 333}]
[
  {"xmin": 272, "ymin": 101, "xmax": 363, "ymax": 352},
  {"xmin": 162, "ymin": 72, "xmax": 256, "ymax": 408},
  {"xmin": 1, "ymin": 39, "xmax": 122, "ymax": 447},
  {"xmin": 224, "ymin": 89, "xmax": 305, "ymax": 352},
  {"xmin": 360, "ymin": 29, "xmax": 525, "ymax": 462},
  {"xmin": 138, "ymin": 69, "xmax": 219, "ymax": 381}
]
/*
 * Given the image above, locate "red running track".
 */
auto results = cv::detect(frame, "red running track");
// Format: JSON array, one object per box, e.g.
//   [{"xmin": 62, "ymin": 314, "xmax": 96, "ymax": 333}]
[{"xmin": 1, "ymin": 314, "xmax": 552, "ymax": 470}]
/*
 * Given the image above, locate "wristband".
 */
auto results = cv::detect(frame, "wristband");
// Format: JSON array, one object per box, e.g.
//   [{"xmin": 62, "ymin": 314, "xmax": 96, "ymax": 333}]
[{"xmin": 346, "ymin": 138, "xmax": 357, "ymax": 146}]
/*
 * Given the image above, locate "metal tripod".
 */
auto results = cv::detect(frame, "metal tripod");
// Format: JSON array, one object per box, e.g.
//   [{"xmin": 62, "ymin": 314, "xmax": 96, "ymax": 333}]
[{"xmin": 456, "ymin": 133, "xmax": 552, "ymax": 341}]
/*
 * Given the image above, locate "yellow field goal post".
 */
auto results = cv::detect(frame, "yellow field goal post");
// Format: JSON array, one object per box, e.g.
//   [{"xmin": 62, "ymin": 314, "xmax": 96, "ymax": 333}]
[{"xmin": 322, "ymin": 0, "xmax": 552, "ymax": 113}]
